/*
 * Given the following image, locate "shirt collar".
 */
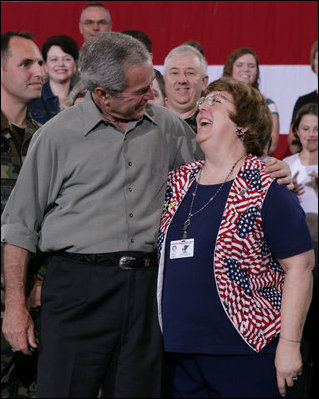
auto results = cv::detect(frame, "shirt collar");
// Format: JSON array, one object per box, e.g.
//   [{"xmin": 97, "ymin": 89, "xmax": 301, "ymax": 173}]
[
  {"xmin": 82, "ymin": 93, "xmax": 158, "ymax": 136},
  {"xmin": 1, "ymin": 111, "xmax": 10, "ymax": 132}
]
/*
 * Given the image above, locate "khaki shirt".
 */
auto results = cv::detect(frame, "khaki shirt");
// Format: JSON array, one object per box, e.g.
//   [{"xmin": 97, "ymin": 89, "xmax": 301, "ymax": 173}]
[{"xmin": 1, "ymin": 94, "xmax": 203, "ymax": 254}]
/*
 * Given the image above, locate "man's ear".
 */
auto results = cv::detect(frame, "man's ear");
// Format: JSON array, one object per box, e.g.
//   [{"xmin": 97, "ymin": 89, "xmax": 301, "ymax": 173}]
[
  {"xmin": 94, "ymin": 87, "xmax": 111, "ymax": 104},
  {"xmin": 202, "ymin": 75, "xmax": 209, "ymax": 90}
]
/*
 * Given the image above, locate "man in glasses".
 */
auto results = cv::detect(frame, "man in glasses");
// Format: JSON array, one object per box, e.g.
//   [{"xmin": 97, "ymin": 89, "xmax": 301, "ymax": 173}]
[
  {"xmin": 79, "ymin": 2, "xmax": 112, "ymax": 43},
  {"xmin": 72, "ymin": 2, "xmax": 113, "ymax": 86}
]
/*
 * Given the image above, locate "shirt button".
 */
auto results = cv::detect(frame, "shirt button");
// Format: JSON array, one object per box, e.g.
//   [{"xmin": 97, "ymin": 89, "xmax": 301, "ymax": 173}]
[
  {"xmin": 128, "ymin": 161, "xmax": 132, "ymax": 166},
  {"xmin": 129, "ymin": 213, "xmax": 133, "ymax": 218},
  {"xmin": 128, "ymin": 187, "xmax": 133, "ymax": 192},
  {"xmin": 131, "ymin": 238, "xmax": 134, "ymax": 243}
]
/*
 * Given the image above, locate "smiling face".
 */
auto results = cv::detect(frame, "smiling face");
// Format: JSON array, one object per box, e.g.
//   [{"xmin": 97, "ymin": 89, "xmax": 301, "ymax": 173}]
[
  {"xmin": 164, "ymin": 53, "xmax": 208, "ymax": 115},
  {"xmin": 296, "ymin": 114, "xmax": 318, "ymax": 153},
  {"xmin": 232, "ymin": 53, "xmax": 258, "ymax": 85},
  {"xmin": 46, "ymin": 45, "xmax": 76, "ymax": 84},
  {"xmin": 196, "ymin": 91, "xmax": 238, "ymax": 147},
  {"xmin": 97, "ymin": 62, "xmax": 155, "ymax": 122}
]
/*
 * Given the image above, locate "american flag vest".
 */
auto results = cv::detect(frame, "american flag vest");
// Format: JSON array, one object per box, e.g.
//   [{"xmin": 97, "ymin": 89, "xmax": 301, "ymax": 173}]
[{"xmin": 157, "ymin": 154, "xmax": 285, "ymax": 352}]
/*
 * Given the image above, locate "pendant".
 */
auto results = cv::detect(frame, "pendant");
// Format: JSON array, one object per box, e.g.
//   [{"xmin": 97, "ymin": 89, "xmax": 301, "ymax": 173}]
[{"xmin": 183, "ymin": 218, "xmax": 191, "ymax": 239}]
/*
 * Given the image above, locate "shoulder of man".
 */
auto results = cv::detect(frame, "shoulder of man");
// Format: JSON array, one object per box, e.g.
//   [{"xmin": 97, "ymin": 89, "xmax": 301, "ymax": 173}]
[
  {"xmin": 145, "ymin": 103, "xmax": 195, "ymax": 134},
  {"xmin": 25, "ymin": 111, "xmax": 42, "ymax": 135},
  {"xmin": 29, "ymin": 100, "xmax": 87, "ymax": 143},
  {"xmin": 1, "ymin": 110, "xmax": 41, "ymax": 137}
]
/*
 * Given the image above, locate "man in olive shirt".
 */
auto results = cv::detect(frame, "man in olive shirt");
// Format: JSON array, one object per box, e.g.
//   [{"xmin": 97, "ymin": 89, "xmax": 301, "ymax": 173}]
[
  {"xmin": 1, "ymin": 33, "xmax": 291, "ymax": 398},
  {"xmin": 1, "ymin": 32, "xmax": 202, "ymax": 398}
]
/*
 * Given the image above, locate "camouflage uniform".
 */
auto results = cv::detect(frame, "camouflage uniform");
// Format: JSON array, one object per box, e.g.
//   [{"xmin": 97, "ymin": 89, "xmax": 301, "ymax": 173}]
[
  {"xmin": 1, "ymin": 111, "xmax": 46, "ymax": 398},
  {"xmin": 1, "ymin": 111, "xmax": 41, "ymax": 212}
]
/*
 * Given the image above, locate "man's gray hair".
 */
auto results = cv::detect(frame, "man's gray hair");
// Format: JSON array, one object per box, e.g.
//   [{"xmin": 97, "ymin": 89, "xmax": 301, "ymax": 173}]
[
  {"xmin": 79, "ymin": 32, "xmax": 152, "ymax": 94},
  {"xmin": 163, "ymin": 44, "xmax": 208, "ymax": 77}
]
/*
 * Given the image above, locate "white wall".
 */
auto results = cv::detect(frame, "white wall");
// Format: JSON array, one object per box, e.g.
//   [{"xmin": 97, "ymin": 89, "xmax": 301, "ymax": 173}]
[{"xmin": 155, "ymin": 65, "xmax": 317, "ymax": 135}]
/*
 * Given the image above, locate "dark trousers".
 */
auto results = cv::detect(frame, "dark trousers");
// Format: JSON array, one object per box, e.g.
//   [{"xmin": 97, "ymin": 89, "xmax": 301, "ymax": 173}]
[
  {"xmin": 36, "ymin": 254, "xmax": 163, "ymax": 398},
  {"xmin": 164, "ymin": 352, "xmax": 282, "ymax": 398}
]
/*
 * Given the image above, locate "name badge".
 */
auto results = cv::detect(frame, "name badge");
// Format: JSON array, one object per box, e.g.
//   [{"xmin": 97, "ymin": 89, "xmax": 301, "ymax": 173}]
[{"xmin": 170, "ymin": 239, "xmax": 194, "ymax": 259}]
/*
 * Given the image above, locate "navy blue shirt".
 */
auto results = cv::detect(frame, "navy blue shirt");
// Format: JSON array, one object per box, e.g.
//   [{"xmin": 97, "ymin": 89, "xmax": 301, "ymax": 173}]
[
  {"xmin": 162, "ymin": 180, "xmax": 313, "ymax": 355},
  {"xmin": 28, "ymin": 81, "xmax": 61, "ymax": 124}
]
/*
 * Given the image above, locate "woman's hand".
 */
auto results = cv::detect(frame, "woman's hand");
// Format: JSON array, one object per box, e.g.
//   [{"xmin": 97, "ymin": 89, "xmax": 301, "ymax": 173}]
[{"xmin": 275, "ymin": 339, "xmax": 303, "ymax": 396}]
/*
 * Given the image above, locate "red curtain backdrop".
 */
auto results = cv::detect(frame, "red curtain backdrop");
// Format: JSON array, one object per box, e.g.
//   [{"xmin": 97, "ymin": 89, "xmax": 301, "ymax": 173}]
[
  {"xmin": 1, "ymin": 1, "xmax": 318, "ymax": 158},
  {"xmin": 1, "ymin": 1, "xmax": 317, "ymax": 65}
]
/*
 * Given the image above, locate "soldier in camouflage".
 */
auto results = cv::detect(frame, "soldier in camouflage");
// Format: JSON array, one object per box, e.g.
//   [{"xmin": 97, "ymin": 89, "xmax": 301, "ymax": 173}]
[
  {"xmin": 1, "ymin": 31, "xmax": 46, "ymax": 398},
  {"xmin": 1, "ymin": 113, "xmax": 41, "ymax": 211}
]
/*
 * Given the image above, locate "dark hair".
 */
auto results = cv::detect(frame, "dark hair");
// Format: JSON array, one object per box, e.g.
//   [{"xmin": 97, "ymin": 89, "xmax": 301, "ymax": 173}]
[
  {"xmin": 122, "ymin": 30, "xmax": 152, "ymax": 53},
  {"xmin": 204, "ymin": 77, "xmax": 272, "ymax": 157},
  {"xmin": 1, "ymin": 31, "xmax": 34, "ymax": 66},
  {"xmin": 42, "ymin": 35, "xmax": 79, "ymax": 61},
  {"xmin": 310, "ymin": 40, "xmax": 318, "ymax": 72},
  {"xmin": 223, "ymin": 48, "xmax": 260, "ymax": 90},
  {"xmin": 183, "ymin": 40, "xmax": 205, "ymax": 56},
  {"xmin": 154, "ymin": 68, "xmax": 165, "ymax": 98},
  {"xmin": 292, "ymin": 103, "xmax": 318, "ymax": 150}
]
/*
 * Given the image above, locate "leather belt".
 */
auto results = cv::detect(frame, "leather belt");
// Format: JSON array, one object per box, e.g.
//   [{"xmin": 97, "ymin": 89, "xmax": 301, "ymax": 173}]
[{"xmin": 51, "ymin": 251, "xmax": 158, "ymax": 270}]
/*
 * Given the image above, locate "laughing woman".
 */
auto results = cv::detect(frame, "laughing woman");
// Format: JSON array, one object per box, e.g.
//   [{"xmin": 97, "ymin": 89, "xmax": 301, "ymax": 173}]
[{"xmin": 157, "ymin": 77, "xmax": 314, "ymax": 398}]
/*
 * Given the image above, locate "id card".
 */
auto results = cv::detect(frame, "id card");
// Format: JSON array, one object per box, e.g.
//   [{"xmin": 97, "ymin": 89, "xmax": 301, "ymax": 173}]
[{"xmin": 170, "ymin": 239, "xmax": 194, "ymax": 259}]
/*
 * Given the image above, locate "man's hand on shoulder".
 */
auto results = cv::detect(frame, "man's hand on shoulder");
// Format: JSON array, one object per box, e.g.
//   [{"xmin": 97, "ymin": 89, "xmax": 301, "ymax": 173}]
[{"xmin": 265, "ymin": 157, "xmax": 293, "ymax": 190}]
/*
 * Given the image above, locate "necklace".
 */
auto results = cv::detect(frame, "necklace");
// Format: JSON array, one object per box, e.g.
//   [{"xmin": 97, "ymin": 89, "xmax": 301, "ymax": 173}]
[{"xmin": 183, "ymin": 154, "xmax": 246, "ymax": 239}]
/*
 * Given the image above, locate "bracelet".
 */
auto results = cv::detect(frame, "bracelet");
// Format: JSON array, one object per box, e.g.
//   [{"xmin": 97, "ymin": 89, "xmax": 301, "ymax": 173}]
[{"xmin": 279, "ymin": 334, "xmax": 302, "ymax": 344}]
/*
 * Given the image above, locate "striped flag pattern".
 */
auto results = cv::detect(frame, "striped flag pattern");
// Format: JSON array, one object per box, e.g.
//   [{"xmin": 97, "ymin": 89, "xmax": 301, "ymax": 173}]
[{"xmin": 158, "ymin": 155, "xmax": 285, "ymax": 352}]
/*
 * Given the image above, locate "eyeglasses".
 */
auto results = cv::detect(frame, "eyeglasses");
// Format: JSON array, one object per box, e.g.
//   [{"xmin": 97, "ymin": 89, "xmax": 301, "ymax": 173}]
[
  {"xmin": 82, "ymin": 20, "xmax": 111, "ymax": 26},
  {"xmin": 196, "ymin": 93, "xmax": 221, "ymax": 109}
]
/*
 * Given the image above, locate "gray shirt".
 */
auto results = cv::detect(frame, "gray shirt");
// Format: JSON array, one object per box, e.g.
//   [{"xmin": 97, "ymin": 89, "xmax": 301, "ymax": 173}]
[{"xmin": 1, "ymin": 93, "xmax": 203, "ymax": 254}]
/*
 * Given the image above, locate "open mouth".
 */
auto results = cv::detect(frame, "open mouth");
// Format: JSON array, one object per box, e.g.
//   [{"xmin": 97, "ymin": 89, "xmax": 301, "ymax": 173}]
[{"xmin": 199, "ymin": 119, "xmax": 212, "ymax": 127}]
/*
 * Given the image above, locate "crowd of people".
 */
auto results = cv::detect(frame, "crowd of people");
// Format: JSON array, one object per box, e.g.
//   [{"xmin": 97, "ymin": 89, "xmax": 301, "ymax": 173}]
[{"xmin": 1, "ymin": 2, "xmax": 317, "ymax": 398}]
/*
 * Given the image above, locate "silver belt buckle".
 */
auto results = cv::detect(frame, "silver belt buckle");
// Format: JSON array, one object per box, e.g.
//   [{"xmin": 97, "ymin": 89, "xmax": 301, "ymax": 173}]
[{"xmin": 119, "ymin": 256, "xmax": 136, "ymax": 270}]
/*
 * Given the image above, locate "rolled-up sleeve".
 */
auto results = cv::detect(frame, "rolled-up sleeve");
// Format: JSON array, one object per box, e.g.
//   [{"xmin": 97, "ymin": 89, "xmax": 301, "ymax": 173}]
[{"xmin": 1, "ymin": 127, "xmax": 63, "ymax": 253}]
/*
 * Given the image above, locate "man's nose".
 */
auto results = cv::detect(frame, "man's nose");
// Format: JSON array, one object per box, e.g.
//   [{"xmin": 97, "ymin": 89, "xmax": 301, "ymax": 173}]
[{"xmin": 33, "ymin": 62, "xmax": 45, "ymax": 78}]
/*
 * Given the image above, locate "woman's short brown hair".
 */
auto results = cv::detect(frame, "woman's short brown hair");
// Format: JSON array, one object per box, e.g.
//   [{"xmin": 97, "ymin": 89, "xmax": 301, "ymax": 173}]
[
  {"xmin": 204, "ymin": 77, "xmax": 272, "ymax": 157},
  {"xmin": 223, "ymin": 48, "xmax": 260, "ymax": 90}
]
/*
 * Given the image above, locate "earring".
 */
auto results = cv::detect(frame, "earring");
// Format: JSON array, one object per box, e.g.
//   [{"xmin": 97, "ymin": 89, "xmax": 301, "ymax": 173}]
[{"xmin": 236, "ymin": 128, "xmax": 244, "ymax": 136}]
